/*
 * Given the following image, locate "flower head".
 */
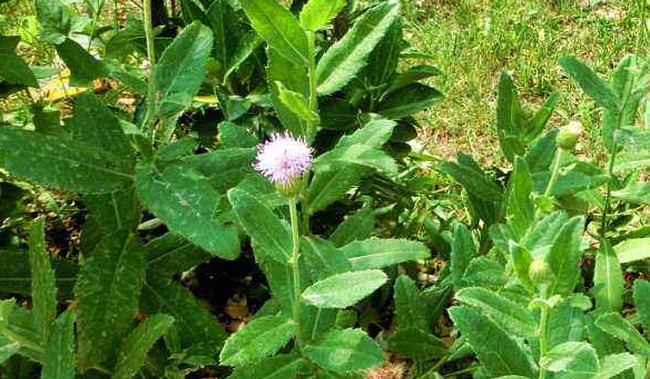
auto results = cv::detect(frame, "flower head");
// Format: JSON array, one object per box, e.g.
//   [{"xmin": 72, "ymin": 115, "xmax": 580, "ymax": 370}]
[{"xmin": 254, "ymin": 132, "xmax": 313, "ymax": 192}]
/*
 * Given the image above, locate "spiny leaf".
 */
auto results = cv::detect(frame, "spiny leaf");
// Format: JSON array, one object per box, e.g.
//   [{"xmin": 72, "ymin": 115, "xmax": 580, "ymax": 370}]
[
  {"xmin": 299, "ymin": 0, "xmax": 346, "ymax": 31},
  {"xmin": 28, "ymin": 219, "xmax": 56, "ymax": 344},
  {"xmin": 41, "ymin": 310, "xmax": 76, "ymax": 379}
]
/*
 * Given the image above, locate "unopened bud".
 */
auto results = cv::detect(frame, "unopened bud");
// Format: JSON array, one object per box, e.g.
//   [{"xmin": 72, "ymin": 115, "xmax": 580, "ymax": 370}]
[
  {"xmin": 556, "ymin": 121, "xmax": 582, "ymax": 151},
  {"xmin": 529, "ymin": 258, "xmax": 554, "ymax": 286}
]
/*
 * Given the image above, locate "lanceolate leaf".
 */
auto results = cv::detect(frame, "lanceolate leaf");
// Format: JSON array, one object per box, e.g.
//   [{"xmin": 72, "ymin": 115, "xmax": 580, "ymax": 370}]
[
  {"xmin": 227, "ymin": 354, "xmax": 307, "ymax": 379},
  {"xmin": 113, "ymin": 314, "xmax": 175, "ymax": 379},
  {"xmin": 240, "ymin": 0, "xmax": 308, "ymax": 65},
  {"xmin": 303, "ymin": 328, "xmax": 383, "ymax": 373},
  {"xmin": 634, "ymin": 280, "xmax": 650, "ymax": 330},
  {"xmin": 219, "ymin": 315, "xmax": 296, "ymax": 367},
  {"xmin": 394, "ymin": 275, "xmax": 428, "ymax": 330},
  {"xmin": 593, "ymin": 240, "xmax": 623, "ymax": 312},
  {"xmin": 41, "ymin": 310, "xmax": 76, "ymax": 379},
  {"xmin": 377, "ymin": 83, "xmax": 443, "ymax": 119},
  {"xmin": 228, "ymin": 188, "xmax": 292, "ymax": 264},
  {"xmin": 316, "ymin": 2, "xmax": 400, "ymax": 95},
  {"xmin": 28, "ymin": 219, "xmax": 56, "ymax": 344},
  {"xmin": 595, "ymin": 312, "xmax": 650, "ymax": 357},
  {"xmin": 547, "ymin": 217, "xmax": 584, "ymax": 296},
  {"xmin": 0, "ymin": 128, "xmax": 134, "ymax": 194},
  {"xmin": 155, "ymin": 21, "xmax": 214, "ymax": 119},
  {"xmin": 450, "ymin": 223, "xmax": 475, "ymax": 291},
  {"xmin": 74, "ymin": 231, "xmax": 145, "ymax": 370},
  {"xmin": 438, "ymin": 159, "xmax": 503, "ymax": 202},
  {"xmin": 340, "ymin": 238, "xmax": 430, "ymax": 270},
  {"xmin": 558, "ymin": 56, "xmax": 620, "ymax": 111},
  {"xmin": 299, "ymin": 0, "xmax": 346, "ymax": 31},
  {"xmin": 302, "ymin": 270, "xmax": 388, "ymax": 308},
  {"xmin": 276, "ymin": 81, "xmax": 319, "ymax": 123},
  {"xmin": 136, "ymin": 162, "xmax": 240, "ymax": 260},
  {"xmin": 448, "ymin": 306, "xmax": 535, "ymax": 378}
]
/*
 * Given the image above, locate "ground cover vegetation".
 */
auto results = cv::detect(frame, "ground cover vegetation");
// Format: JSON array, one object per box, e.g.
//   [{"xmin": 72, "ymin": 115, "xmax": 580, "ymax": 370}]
[{"xmin": 0, "ymin": 0, "xmax": 650, "ymax": 379}]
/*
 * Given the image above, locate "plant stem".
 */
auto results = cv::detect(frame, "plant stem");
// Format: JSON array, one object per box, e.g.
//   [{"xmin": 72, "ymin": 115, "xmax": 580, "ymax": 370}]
[
  {"xmin": 306, "ymin": 30, "xmax": 318, "ymax": 140},
  {"xmin": 289, "ymin": 197, "xmax": 302, "ymax": 344},
  {"xmin": 538, "ymin": 288, "xmax": 550, "ymax": 379},
  {"xmin": 143, "ymin": 0, "xmax": 157, "ymax": 132}
]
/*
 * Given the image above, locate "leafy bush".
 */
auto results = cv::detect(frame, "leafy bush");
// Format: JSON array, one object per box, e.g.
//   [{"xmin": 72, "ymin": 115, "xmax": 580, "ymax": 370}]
[{"xmin": 1, "ymin": 0, "xmax": 650, "ymax": 378}]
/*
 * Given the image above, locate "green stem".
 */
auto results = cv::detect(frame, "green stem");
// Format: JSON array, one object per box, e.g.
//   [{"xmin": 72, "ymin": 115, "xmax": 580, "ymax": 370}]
[
  {"xmin": 289, "ymin": 197, "xmax": 302, "ymax": 344},
  {"xmin": 538, "ymin": 288, "xmax": 550, "ymax": 379},
  {"xmin": 306, "ymin": 31, "xmax": 318, "ymax": 140},
  {"xmin": 143, "ymin": 0, "xmax": 157, "ymax": 132}
]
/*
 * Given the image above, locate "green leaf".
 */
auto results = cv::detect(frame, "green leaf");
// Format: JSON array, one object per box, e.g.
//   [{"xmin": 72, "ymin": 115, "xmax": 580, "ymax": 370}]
[
  {"xmin": 0, "ymin": 37, "xmax": 38, "ymax": 87},
  {"xmin": 314, "ymin": 144, "xmax": 397, "ymax": 174},
  {"xmin": 541, "ymin": 342, "xmax": 598, "ymax": 379},
  {"xmin": 113, "ymin": 314, "xmax": 175, "ymax": 379},
  {"xmin": 207, "ymin": 0, "xmax": 239, "ymax": 78},
  {"xmin": 597, "ymin": 353, "xmax": 637, "ymax": 379},
  {"xmin": 340, "ymin": 238, "xmax": 430, "ymax": 271},
  {"xmin": 506, "ymin": 157, "xmax": 534, "ymax": 240},
  {"xmin": 0, "ymin": 339, "xmax": 19, "ymax": 365},
  {"xmin": 299, "ymin": 0, "xmax": 346, "ymax": 31},
  {"xmin": 74, "ymin": 231, "xmax": 145, "ymax": 370},
  {"xmin": 306, "ymin": 164, "xmax": 368, "ymax": 214},
  {"xmin": 558, "ymin": 56, "xmax": 620, "ymax": 111},
  {"xmin": 330, "ymin": 207, "xmax": 376, "ymax": 247},
  {"xmin": 275, "ymin": 81, "xmax": 319, "ymax": 123},
  {"xmin": 377, "ymin": 83, "xmax": 443, "ymax": 120},
  {"xmin": 156, "ymin": 22, "xmax": 214, "ymax": 119},
  {"xmin": 634, "ymin": 280, "xmax": 650, "ymax": 330},
  {"xmin": 438, "ymin": 159, "xmax": 503, "ymax": 202},
  {"xmin": 301, "ymin": 236, "xmax": 352, "ymax": 281},
  {"xmin": 455, "ymin": 287, "xmax": 537, "ymax": 338},
  {"xmin": 55, "ymin": 38, "xmax": 108, "ymax": 86},
  {"xmin": 495, "ymin": 72, "xmax": 524, "ymax": 161},
  {"xmin": 394, "ymin": 276, "xmax": 428, "ymax": 331},
  {"xmin": 0, "ymin": 129, "xmax": 134, "ymax": 194},
  {"xmin": 141, "ymin": 273, "xmax": 227, "ymax": 354},
  {"xmin": 450, "ymin": 223, "xmax": 475, "ymax": 291},
  {"xmin": 461, "ymin": 257, "xmax": 508, "ymax": 290},
  {"xmin": 136, "ymin": 162, "xmax": 240, "ymax": 260},
  {"xmin": 388, "ymin": 328, "xmax": 447, "ymax": 360},
  {"xmin": 228, "ymin": 188, "xmax": 292, "ymax": 264},
  {"xmin": 41, "ymin": 310, "xmax": 76, "ymax": 379},
  {"xmin": 603, "ymin": 55, "xmax": 641, "ymax": 151},
  {"xmin": 219, "ymin": 315, "xmax": 296, "ymax": 367},
  {"xmin": 303, "ymin": 328, "xmax": 383, "ymax": 373},
  {"xmin": 595, "ymin": 312, "xmax": 650, "ymax": 357},
  {"xmin": 227, "ymin": 354, "xmax": 307, "ymax": 379},
  {"xmin": 218, "ymin": 122, "xmax": 258, "ymax": 149},
  {"xmin": 509, "ymin": 242, "xmax": 534, "ymax": 292},
  {"xmin": 611, "ymin": 182, "xmax": 650, "ymax": 204},
  {"xmin": 448, "ymin": 306, "xmax": 535, "ymax": 378},
  {"xmin": 145, "ymin": 233, "xmax": 212, "ymax": 275},
  {"xmin": 240, "ymin": 0, "xmax": 308, "ymax": 64},
  {"xmin": 28, "ymin": 219, "xmax": 56, "ymax": 344},
  {"xmin": 386, "ymin": 65, "xmax": 441, "ymax": 95},
  {"xmin": 593, "ymin": 240, "xmax": 623, "ymax": 312},
  {"xmin": 0, "ymin": 250, "xmax": 77, "ymax": 300},
  {"xmin": 365, "ymin": 19, "xmax": 402, "ymax": 88},
  {"xmin": 302, "ymin": 270, "xmax": 388, "ymax": 308},
  {"xmin": 34, "ymin": 0, "xmax": 71, "ymax": 44},
  {"xmin": 182, "ymin": 148, "xmax": 255, "ymax": 193},
  {"xmin": 316, "ymin": 2, "xmax": 400, "ymax": 95},
  {"xmin": 547, "ymin": 216, "xmax": 584, "ymax": 296}
]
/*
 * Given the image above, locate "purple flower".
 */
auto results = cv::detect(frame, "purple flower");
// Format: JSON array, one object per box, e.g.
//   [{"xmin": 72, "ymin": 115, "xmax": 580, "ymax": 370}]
[{"xmin": 254, "ymin": 132, "xmax": 313, "ymax": 188}]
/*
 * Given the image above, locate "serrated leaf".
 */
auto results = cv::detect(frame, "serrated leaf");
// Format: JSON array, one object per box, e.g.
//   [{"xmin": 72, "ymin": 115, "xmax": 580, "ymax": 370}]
[
  {"xmin": 394, "ymin": 276, "xmax": 428, "ymax": 330},
  {"xmin": 136, "ymin": 162, "xmax": 240, "ymax": 260},
  {"xmin": 448, "ymin": 306, "xmax": 535, "ymax": 378},
  {"xmin": 113, "ymin": 314, "xmax": 175, "ymax": 379},
  {"xmin": 299, "ymin": 0, "xmax": 346, "ymax": 31},
  {"xmin": 303, "ymin": 328, "xmax": 383, "ymax": 373},
  {"xmin": 156, "ymin": 22, "xmax": 213, "ymax": 119},
  {"xmin": 450, "ymin": 223, "xmax": 475, "ymax": 291},
  {"xmin": 145, "ymin": 233, "xmax": 212, "ymax": 275},
  {"xmin": 74, "ymin": 231, "xmax": 145, "ymax": 370},
  {"xmin": 389, "ymin": 328, "xmax": 447, "ymax": 360},
  {"xmin": 0, "ymin": 128, "xmax": 134, "ymax": 194},
  {"xmin": 506, "ymin": 157, "xmax": 534, "ymax": 240},
  {"xmin": 182, "ymin": 148, "xmax": 255, "ymax": 193},
  {"xmin": 219, "ymin": 315, "xmax": 296, "ymax": 367},
  {"xmin": 547, "ymin": 216, "xmax": 584, "ymax": 296},
  {"xmin": 541, "ymin": 342, "xmax": 598, "ymax": 379},
  {"xmin": 302, "ymin": 270, "xmax": 387, "ymax": 308},
  {"xmin": 28, "ymin": 219, "xmax": 56, "ymax": 344},
  {"xmin": 611, "ymin": 182, "xmax": 650, "ymax": 204},
  {"xmin": 228, "ymin": 188, "xmax": 292, "ymax": 264},
  {"xmin": 240, "ymin": 0, "xmax": 308, "ymax": 64},
  {"xmin": 438, "ymin": 160, "xmax": 503, "ymax": 202},
  {"xmin": 301, "ymin": 236, "xmax": 351, "ymax": 280},
  {"xmin": 593, "ymin": 240, "xmax": 623, "ymax": 312},
  {"xmin": 305, "ymin": 163, "xmax": 368, "ymax": 214},
  {"xmin": 141, "ymin": 273, "xmax": 227, "ymax": 354},
  {"xmin": 41, "ymin": 310, "xmax": 76, "ymax": 379},
  {"xmin": 314, "ymin": 144, "xmax": 397, "ymax": 174},
  {"xmin": 316, "ymin": 2, "xmax": 400, "ymax": 95},
  {"xmin": 276, "ymin": 81, "xmax": 319, "ymax": 123},
  {"xmin": 340, "ymin": 238, "xmax": 429, "ymax": 270},
  {"xmin": 597, "ymin": 353, "xmax": 637, "ymax": 379},
  {"xmin": 377, "ymin": 83, "xmax": 443, "ymax": 120},
  {"xmin": 634, "ymin": 280, "xmax": 650, "ymax": 330},
  {"xmin": 455, "ymin": 287, "xmax": 537, "ymax": 338},
  {"xmin": 330, "ymin": 207, "xmax": 376, "ymax": 247},
  {"xmin": 558, "ymin": 56, "xmax": 620, "ymax": 111},
  {"xmin": 595, "ymin": 312, "xmax": 650, "ymax": 357},
  {"xmin": 227, "ymin": 354, "xmax": 307, "ymax": 379},
  {"xmin": 338, "ymin": 118, "xmax": 396, "ymax": 148}
]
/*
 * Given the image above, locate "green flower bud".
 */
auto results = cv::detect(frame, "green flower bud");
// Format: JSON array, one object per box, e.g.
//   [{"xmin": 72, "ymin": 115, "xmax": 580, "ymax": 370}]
[
  {"xmin": 529, "ymin": 258, "xmax": 554, "ymax": 286},
  {"xmin": 556, "ymin": 121, "xmax": 582, "ymax": 151}
]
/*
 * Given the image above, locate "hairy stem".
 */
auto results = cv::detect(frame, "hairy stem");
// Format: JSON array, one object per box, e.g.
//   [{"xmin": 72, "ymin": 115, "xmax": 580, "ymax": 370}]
[
  {"xmin": 143, "ymin": 0, "xmax": 157, "ymax": 132},
  {"xmin": 538, "ymin": 286, "xmax": 550, "ymax": 379},
  {"xmin": 289, "ymin": 197, "xmax": 302, "ymax": 344}
]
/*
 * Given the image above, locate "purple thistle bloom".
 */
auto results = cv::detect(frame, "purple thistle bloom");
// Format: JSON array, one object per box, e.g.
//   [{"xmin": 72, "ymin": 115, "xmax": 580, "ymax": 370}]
[{"xmin": 254, "ymin": 132, "xmax": 313, "ymax": 188}]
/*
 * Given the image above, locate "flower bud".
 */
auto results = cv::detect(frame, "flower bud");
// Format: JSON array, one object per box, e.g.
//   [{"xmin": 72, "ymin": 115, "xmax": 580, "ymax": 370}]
[
  {"xmin": 556, "ymin": 121, "xmax": 582, "ymax": 151},
  {"xmin": 529, "ymin": 258, "xmax": 554, "ymax": 286}
]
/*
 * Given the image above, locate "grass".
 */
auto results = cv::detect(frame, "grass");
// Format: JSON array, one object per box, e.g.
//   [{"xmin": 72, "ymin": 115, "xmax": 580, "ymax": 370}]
[{"xmin": 403, "ymin": 0, "xmax": 648, "ymax": 165}]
